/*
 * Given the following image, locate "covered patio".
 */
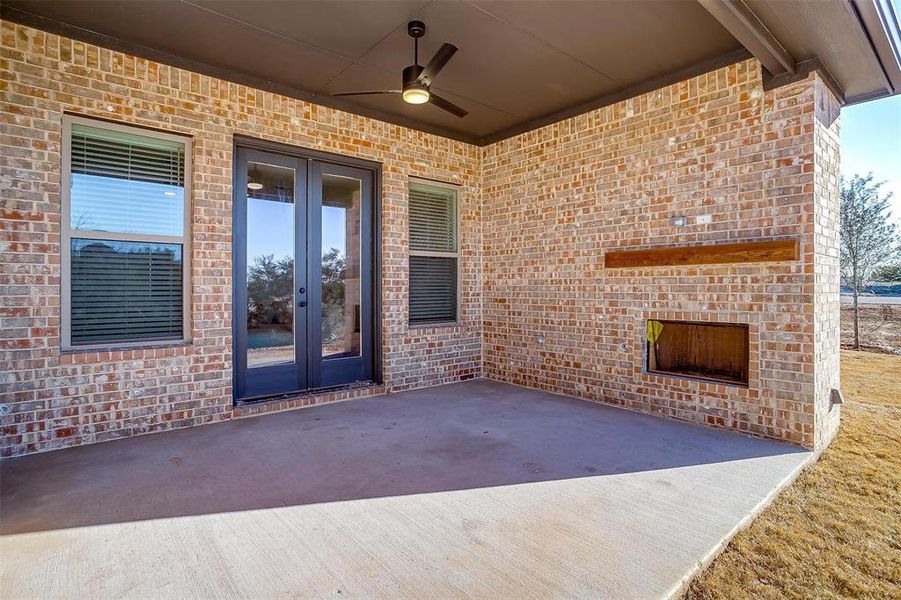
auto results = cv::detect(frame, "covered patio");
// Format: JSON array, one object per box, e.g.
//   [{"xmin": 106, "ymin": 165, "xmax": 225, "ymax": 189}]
[
  {"xmin": 2, "ymin": 1, "xmax": 899, "ymax": 596},
  {"xmin": 2, "ymin": 380, "xmax": 810, "ymax": 598}
]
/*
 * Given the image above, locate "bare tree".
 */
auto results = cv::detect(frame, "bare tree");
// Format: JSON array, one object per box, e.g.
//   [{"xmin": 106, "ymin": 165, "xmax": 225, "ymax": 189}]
[{"xmin": 840, "ymin": 174, "xmax": 900, "ymax": 348}]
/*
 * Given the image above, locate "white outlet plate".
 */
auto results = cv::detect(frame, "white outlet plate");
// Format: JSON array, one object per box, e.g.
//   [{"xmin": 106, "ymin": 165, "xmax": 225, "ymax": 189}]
[{"xmin": 696, "ymin": 214, "xmax": 712, "ymax": 224}]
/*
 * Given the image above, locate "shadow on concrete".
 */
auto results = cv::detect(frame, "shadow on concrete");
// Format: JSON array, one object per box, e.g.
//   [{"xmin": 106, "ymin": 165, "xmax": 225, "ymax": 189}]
[{"xmin": 0, "ymin": 379, "xmax": 806, "ymax": 534}]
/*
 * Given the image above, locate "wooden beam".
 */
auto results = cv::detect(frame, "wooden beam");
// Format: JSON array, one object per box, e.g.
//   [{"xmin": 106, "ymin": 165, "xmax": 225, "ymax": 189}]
[
  {"xmin": 698, "ymin": 0, "xmax": 796, "ymax": 75},
  {"xmin": 604, "ymin": 239, "xmax": 800, "ymax": 269}
]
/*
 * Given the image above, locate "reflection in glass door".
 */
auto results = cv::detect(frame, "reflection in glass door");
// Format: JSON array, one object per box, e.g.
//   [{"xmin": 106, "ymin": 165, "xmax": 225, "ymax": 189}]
[
  {"xmin": 246, "ymin": 161, "xmax": 295, "ymax": 369},
  {"xmin": 234, "ymin": 145, "xmax": 374, "ymax": 401},
  {"xmin": 320, "ymin": 174, "xmax": 361, "ymax": 359}
]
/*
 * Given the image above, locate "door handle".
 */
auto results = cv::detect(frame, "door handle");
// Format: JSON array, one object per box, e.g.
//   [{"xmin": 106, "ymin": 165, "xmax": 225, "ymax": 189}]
[{"xmin": 297, "ymin": 301, "xmax": 307, "ymax": 308}]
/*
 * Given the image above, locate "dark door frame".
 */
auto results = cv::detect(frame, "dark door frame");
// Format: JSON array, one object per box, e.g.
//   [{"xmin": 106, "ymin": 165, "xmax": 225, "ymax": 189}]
[{"xmin": 231, "ymin": 135, "xmax": 383, "ymax": 404}]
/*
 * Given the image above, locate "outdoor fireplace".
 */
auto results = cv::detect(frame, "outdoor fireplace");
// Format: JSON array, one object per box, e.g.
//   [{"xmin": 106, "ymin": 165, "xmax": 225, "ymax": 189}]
[{"xmin": 647, "ymin": 320, "xmax": 749, "ymax": 386}]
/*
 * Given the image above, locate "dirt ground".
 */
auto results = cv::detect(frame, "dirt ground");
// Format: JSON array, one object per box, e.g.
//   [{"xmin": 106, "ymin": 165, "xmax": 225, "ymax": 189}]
[
  {"xmin": 687, "ymin": 350, "xmax": 901, "ymax": 599},
  {"xmin": 841, "ymin": 305, "xmax": 901, "ymax": 354}
]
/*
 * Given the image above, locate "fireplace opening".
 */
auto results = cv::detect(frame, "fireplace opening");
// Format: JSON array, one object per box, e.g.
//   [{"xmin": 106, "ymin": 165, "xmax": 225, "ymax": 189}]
[{"xmin": 647, "ymin": 320, "xmax": 749, "ymax": 386}]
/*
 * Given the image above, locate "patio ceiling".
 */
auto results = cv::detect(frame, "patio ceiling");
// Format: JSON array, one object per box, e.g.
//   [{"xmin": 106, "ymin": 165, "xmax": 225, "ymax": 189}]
[{"xmin": 3, "ymin": 0, "xmax": 899, "ymax": 145}]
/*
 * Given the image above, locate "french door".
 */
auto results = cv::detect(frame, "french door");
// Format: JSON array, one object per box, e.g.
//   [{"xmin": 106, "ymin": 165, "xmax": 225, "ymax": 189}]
[{"xmin": 233, "ymin": 145, "xmax": 374, "ymax": 401}]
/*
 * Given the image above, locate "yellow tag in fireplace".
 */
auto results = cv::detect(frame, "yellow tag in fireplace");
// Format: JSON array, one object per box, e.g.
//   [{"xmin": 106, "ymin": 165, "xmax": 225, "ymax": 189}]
[{"xmin": 647, "ymin": 320, "xmax": 664, "ymax": 343}]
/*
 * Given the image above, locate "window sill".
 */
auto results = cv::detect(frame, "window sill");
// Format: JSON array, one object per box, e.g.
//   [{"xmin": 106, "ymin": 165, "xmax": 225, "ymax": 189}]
[
  {"xmin": 61, "ymin": 339, "xmax": 192, "ymax": 355},
  {"xmin": 408, "ymin": 321, "xmax": 462, "ymax": 330}
]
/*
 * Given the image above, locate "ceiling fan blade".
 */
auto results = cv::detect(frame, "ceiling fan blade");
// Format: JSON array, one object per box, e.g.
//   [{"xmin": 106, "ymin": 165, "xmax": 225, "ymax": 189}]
[
  {"xmin": 428, "ymin": 92, "xmax": 468, "ymax": 118},
  {"xmin": 331, "ymin": 90, "xmax": 401, "ymax": 97},
  {"xmin": 417, "ymin": 43, "xmax": 457, "ymax": 85}
]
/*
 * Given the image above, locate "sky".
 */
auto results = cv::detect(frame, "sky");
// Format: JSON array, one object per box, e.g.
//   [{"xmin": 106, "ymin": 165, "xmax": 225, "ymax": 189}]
[
  {"xmin": 247, "ymin": 200, "xmax": 347, "ymax": 265},
  {"xmin": 840, "ymin": 94, "xmax": 901, "ymax": 224}
]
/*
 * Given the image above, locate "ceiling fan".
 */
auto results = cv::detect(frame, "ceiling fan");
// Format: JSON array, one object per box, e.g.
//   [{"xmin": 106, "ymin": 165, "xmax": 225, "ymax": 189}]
[{"xmin": 331, "ymin": 20, "xmax": 467, "ymax": 118}]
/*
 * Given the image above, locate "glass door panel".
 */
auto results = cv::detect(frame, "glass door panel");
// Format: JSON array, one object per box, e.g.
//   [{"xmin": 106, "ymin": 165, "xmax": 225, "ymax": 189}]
[
  {"xmin": 310, "ymin": 162, "xmax": 373, "ymax": 389},
  {"xmin": 234, "ymin": 148, "xmax": 306, "ymax": 400},
  {"xmin": 321, "ymin": 174, "xmax": 362, "ymax": 359},
  {"xmin": 246, "ymin": 162, "xmax": 295, "ymax": 368}
]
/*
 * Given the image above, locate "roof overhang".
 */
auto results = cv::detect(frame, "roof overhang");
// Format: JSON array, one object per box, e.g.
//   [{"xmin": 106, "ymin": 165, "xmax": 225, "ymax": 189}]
[
  {"xmin": 698, "ymin": 0, "xmax": 900, "ymax": 106},
  {"xmin": 2, "ymin": 0, "xmax": 899, "ymax": 146},
  {"xmin": 850, "ymin": 0, "xmax": 901, "ymax": 101}
]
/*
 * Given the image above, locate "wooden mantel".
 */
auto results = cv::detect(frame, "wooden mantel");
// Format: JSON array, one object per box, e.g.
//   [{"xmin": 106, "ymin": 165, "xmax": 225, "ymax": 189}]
[{"xmin": 604, "ymin": 239, "xmax": 800, "ymax": 269}]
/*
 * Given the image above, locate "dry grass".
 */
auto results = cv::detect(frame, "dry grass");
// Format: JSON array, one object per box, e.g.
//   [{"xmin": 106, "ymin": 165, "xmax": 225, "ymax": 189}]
[
  {"xmin": 687, "ymin": 350, "xmax": 901, "ymax": 599},
  {"xmin": 841, "ymin": 305, "xmax": 901, "ymax": 354}
]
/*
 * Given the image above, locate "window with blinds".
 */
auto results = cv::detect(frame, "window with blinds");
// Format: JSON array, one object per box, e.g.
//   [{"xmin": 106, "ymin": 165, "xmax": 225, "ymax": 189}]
[
  {"xmin": 70, "ymin": 240, "xmax": 183, "ymax": 344},
  {"xmin": 63, "ymin": 117, "xmax": 191, "ymax": 347},
  {"xmin": 408, "ymin": 181, "xmax": 459, "ymax": 326},
  {"xmin": 70, "ymin": 124, "xmax": 185, "ymax": 236}
]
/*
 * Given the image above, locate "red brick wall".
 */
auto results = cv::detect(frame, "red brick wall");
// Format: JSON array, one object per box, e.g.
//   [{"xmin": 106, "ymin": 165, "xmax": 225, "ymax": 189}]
[
  {"xmin": 1, "ymin": 22, "xmax": 841, "ymax": 455},
  {"xmin": 0, "ymin": 22, "xmax": 481, "ymax": 456},
  {"xmin": 481, "ymin": 60, "xmax": 839, "ymax": 449}
]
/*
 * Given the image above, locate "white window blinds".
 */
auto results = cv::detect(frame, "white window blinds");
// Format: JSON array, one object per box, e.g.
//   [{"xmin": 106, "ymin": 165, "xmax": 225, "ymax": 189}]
[{"xmin": 408, "ymin": 181, "xmax": 458, "ymax": 325}]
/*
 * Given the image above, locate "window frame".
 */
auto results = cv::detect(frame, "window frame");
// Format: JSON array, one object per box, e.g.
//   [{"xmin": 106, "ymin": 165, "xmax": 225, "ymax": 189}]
[
  {"xmin": 60, "ymin": 114, "xmax": 193, "ymax": 350},
  {"xmin": 407, "ymin": 177, "xmax": 461, "ymax": 329}
]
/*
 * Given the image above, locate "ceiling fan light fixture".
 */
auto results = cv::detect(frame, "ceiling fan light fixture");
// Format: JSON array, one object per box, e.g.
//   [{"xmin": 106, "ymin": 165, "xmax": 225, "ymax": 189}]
[
  {"xmin": 331, "ymin": 21, "xmax": 466, "ymax": 117},
  {"xmin": 247, "ymin": 182, "xmax": 263, "ymax": 190},
  {"xmin": 402, "ymin": 86, "xmax": 430, "ymax": 105}
]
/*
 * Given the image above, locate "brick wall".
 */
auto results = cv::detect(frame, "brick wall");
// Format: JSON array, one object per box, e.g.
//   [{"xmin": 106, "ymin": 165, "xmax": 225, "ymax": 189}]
[
  {"xmin": 812, "ymin": 76, "xmax": 842, "ymax": 448},
  {"xmin": 1, "ymin": 22, "xmax": 841, "ymax": 456},
  {"xmin": 0, "ymin": 21, "xmax": 481, "ymax": 456},
  {"xmin": 482, "ymin": 60, "xmax": 839, "ymax": 449}
]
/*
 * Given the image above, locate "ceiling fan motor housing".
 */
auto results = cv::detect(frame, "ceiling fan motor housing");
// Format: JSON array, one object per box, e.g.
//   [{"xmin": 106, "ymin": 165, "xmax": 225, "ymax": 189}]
[
  {"xmin": 402, "ymin": 64, "xmax": 430, "ymax": 104},
  {"xmin": 403, "ymin": 64, "xmax": 426, "ymax": 90}
]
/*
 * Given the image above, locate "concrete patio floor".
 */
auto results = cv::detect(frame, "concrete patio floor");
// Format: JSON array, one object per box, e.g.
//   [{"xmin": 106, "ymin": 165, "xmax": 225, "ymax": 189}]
[{"xmin": 1, "ymin": 379, "xmax": 811, "ymax": 599}]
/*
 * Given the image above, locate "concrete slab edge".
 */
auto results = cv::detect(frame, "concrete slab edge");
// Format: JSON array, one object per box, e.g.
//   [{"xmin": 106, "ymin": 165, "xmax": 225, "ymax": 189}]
[
  {"xmin": 665, "ymin": 447, "xmax": 822, "ymax": 599},
  {"xmin": 475, "ymin": 375, "xmax": 826, "ymax": 598}
]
